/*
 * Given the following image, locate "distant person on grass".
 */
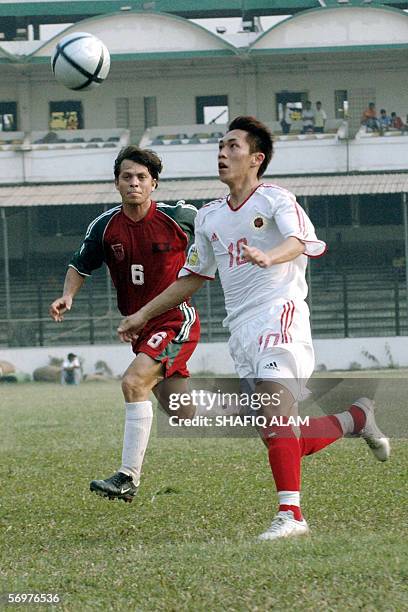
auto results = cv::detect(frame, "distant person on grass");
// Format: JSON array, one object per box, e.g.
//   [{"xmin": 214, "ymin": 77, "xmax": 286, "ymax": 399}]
[
  {"xmin": 118, "ymin": 116, "xmax": 390, "ymax": 541},
  {"xmin": 61, "ymin": 352, "xmax": 81, "ymax": 385},
  {"xmin": 50, "ymin": 145, "xmax": 222, "ymax": 504}
]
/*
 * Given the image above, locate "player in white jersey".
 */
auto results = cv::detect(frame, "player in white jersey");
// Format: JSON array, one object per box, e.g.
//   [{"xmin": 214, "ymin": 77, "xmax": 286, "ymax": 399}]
[{"xmin": 117, "ymin": 116, "xmax": 390, "ymax": 540}]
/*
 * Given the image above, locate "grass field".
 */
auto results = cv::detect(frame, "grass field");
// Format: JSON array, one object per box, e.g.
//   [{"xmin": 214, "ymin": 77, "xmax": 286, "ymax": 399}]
[{"xmin": 1, "ymin": 379, "xmax": 407, "ymax": 611}]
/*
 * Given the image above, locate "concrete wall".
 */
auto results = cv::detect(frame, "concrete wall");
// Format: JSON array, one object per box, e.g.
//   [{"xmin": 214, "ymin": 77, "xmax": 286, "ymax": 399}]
[{"xmin": 1, "ymin": 337, "xmax": 407, "ymax": 378}]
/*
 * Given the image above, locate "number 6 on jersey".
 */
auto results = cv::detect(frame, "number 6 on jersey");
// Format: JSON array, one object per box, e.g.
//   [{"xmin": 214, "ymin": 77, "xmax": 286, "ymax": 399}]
[{"xmin": 131, "ymin": 264, "xmax": 144, "ymax": 285}]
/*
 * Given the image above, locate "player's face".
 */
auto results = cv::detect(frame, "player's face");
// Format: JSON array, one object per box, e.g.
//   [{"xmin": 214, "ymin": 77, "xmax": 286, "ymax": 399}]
[
  {"xmin": 218, "ymin": 129, "xmax": 263, "ymax": 186},
  {"xmin": 115, "ymin": 160, "xmax": 157, "ymax": 207}
]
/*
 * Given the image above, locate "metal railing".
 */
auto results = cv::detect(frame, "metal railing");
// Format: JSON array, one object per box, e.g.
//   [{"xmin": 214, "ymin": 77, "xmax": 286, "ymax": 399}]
[{"xmin": 0, "ymin": 269, "xmax": 407, "ymax": 348}]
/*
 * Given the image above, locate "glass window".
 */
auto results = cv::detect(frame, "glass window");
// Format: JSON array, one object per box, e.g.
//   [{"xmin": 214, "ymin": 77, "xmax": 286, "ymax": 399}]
[
  {"xmin": 334, "ymin": 90, "xmax": 348, "ymax": 119},
  {"xmin": 275, "ymin": 92, "xmax": 308, "ymax": 122},
  {"xmin": 196, "ymin": 95, "xmax": 228, "ymax": 124},
  {"xmin": 49, "ymin": 100, "xmax": 83, "ymax": 130},
  {"xmin": 0, "ymin": 101, "xmax": 17, "ymax": 131}
]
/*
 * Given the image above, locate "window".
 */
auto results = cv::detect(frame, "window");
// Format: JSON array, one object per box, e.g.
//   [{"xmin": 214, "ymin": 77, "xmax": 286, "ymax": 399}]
[
  {"xmin": 275, "ymin": 92, "xmax": 308, "ymax": 122},
  {"xmin": 144, "ymin": 97, "xmax": 157, "ymax": 129},
  {"xmin": 115, "ymin": 98, "xmax": 129, "ymax": 128},
  {"xmin": 334, "ymin": 90, "xmax": 348, "ymax": 119},
  {"xmin": 196, "ymin": 95, "xmax": 228, "ymax": 124},
  {"xmin": 359, "ymin": 194, "xmax": 402, "ymax": 226},
  {"xmin": 0, "ymin": 101, "xmax": 17, "ymax": 131},
  {"xmin": 49, "ymin": 100, "xmax": 83, "ymax": 130}
]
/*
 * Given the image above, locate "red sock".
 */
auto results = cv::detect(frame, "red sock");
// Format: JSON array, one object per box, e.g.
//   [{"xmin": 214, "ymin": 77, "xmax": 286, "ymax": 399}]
[
  {"xmin": 279, "ymin": 504, "xmax": 303, "ymax": 522},
  {"xmin": 263, "ymin": 420, "xmax": 302, "ymax": 520},
  {"xmin": 349, "ymin": 405, "xmax": 366, "ymax": 433},
  {"xmin": 299, "ymin": 415, "xmax": 343, "ymax": 457}
]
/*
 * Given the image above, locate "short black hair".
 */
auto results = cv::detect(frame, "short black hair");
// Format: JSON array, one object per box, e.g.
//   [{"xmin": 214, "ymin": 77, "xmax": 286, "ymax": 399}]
[
  {"xmin": 114, "ymin": 146, "xmax": 162, "ymax": 181},
  {"xmin": 228, "ymin": 115, "xmax": 273, "ymax": 178}
]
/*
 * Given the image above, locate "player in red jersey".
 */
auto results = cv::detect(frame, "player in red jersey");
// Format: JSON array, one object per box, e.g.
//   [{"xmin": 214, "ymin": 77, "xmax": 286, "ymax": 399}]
[{"xmin": 49, "ymin": 146, "xmax": 204, "ymax": 502}]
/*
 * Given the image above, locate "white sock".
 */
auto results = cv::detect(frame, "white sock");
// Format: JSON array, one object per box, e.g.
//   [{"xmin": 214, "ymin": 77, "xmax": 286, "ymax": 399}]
[
  {"xmin": 119, "ymin": 401, "xmax": 153, "ymax": 485},
  {"xmin": 278, "ymin": 491, "xmax": 300, "ymax": 508},
  {"xmin": 333, "ymin": 410, "xmax": 354, "ymax": 435}
]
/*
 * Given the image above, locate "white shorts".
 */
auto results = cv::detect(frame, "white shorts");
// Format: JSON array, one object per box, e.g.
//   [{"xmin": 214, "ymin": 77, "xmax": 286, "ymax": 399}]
[{"xmin": 228, "ymin": 301, "xmax": 315, "ymax": 401}]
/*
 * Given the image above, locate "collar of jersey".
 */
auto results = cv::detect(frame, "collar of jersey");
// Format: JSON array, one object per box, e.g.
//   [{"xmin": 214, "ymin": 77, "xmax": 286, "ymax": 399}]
[
  {"xmin": 227, "ymin": 183, "xmax": 262, "ymax": 212},
  {"xmin": 122, "ymin": 200, "xmax": 156, "ymax": 224}
]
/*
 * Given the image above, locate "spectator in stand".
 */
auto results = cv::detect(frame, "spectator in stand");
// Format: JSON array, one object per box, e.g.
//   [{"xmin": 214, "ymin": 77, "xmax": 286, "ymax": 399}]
[
  {"xmin": 390, "ymin": 112, "xmax": 407, "ymax": 132},
  {"xmin": 280, "ymin": 103, "xmax": 293, "ymax": 135},
  {"xmin": 361, "ymin": 102, "xmax": 379, "ymax": 131},
  {"xmin": 390, "ymin": 112, "xmax": 403, "ymax": 130},
  {"xmin": 61, "ymin": 353, "xmax": 81, "ymax": 385},
  {"xmin": 378, "ymin": 109, "xmax": 392, "ymax": 132},
  {"xmin": 301, "ymin": 101, "xmax": 315, "ymax": 133},
  {"xmin": 314, "ymin": 101, "xmax": 327, "ymax": 133}
]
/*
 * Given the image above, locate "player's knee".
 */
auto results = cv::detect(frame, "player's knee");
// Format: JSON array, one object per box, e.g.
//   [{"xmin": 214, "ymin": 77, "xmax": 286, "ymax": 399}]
[{"xmin": 121, "ymin": 371, "xmax": 147, "ymax": 401}]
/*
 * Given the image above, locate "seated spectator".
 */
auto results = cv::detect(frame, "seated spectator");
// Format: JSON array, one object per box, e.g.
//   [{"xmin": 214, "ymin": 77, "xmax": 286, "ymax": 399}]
[
  {"xmin": 61, "ymin": 353, "xmax": 81, "ymax": 385},
  {"xmin": 280, "ymin": 103, "xmax": 292, "ymax": 134},
  {"xmin": 390, "ymin": 112, "xmax": 408, "ymax": 132},
  {"xmin": 390, "ymin": 112, "xmax": 403, "ymax": 130},
  {"xmin": 301, "ymin": 101, "xmax": 315, "ymax": 133},
  {"xmin": 361, "ymin": 102, "xmax": 379, "ymax": 131},
  {"xmin": 314, "ymin": 101, "xmax": 327, "ymax": 133},
  {"xmin": 378, "ymin": 109, "xmax": 392, "ymax": 132}
]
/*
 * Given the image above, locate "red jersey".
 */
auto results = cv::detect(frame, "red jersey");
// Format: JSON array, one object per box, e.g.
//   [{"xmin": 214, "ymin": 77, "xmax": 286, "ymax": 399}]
[{"xmin": 69, "ymin": 200, "xmax": 197, "ymax": 317}]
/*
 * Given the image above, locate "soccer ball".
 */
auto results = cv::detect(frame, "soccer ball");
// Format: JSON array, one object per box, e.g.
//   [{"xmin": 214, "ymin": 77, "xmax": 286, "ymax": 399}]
[{"xmin": 51, "ymin": 32, "xmax": 110, "ymax": 91}]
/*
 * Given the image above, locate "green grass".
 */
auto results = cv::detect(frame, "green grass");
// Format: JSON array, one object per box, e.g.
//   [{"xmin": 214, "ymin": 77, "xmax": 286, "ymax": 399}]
[{"xmin": 1, "ymin": 381, "xmax": 407, "ymax": 611}]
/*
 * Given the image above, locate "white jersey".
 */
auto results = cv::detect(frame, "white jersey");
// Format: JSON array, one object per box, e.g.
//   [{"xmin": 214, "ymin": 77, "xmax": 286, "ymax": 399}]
[{"xmin": 179, "ymin": 183, "xmax": 326, "ymax": 332}]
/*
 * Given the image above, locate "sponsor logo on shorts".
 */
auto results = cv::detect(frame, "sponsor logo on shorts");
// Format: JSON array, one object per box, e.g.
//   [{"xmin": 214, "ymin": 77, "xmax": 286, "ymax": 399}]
[
  {"xmin": 210, "ymin": 232, "xmax": 219, "ymax": 242},
  {"xmin": 263, "ymin": 361, "xmax": 280, "ymax": 371}
]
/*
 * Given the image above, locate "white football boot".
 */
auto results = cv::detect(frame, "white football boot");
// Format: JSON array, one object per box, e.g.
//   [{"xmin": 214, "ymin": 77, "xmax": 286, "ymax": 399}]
[
  {"xmin": 258, "ymin": 510, "xmax": 310, "ymax": 541},
  {"xmin": 351, "ymin": 397, "xmax": 390, "ymax": 462}
]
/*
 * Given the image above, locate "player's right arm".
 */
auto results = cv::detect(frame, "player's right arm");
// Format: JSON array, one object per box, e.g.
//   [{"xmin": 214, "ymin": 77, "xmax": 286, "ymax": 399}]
[
  {"xmin": 49, "ymin": 267, "xmax": 86, "ymax": 322},
  {"xmin": 49, "ymin": 208, "xmax": 114, "ymax": 322},
  {"xmin": 118, "ymin": 274, "xmax": 205, "ymax": 342}
]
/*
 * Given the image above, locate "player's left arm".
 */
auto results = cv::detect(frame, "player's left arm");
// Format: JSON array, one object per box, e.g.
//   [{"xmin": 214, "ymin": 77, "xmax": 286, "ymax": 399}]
[{"xmin": 242, "ymin": 237, "xmax": 305, "ymax": 268}]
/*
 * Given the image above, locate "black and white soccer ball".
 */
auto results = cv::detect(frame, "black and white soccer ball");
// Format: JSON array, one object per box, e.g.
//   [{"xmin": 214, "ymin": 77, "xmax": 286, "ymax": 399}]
[{"xmin": 51, "ymin": 32, "xmax": 110, "ymax": 91}]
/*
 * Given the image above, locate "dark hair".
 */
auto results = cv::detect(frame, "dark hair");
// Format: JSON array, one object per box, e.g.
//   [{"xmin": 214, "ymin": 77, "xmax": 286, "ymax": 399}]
[
  {"xmin": 114, "ymin": 145, "xmax": 162, "ymax": 181},
  {"xmin": 316, "ymin": 101, "xmax": 322, "ymax": 105},
  {"xmin": 228, "ymin": 115, "xmax": 273, "ymax": 178},
  {"xmin": 67, "ymin": 353, "xmax": 76, "ymax": 360}
]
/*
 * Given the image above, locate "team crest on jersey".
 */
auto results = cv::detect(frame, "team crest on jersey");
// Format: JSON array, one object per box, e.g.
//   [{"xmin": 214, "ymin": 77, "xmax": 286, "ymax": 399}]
[
  {"xmin": 252, "ymin": 215, "xmax": 266, "ymax": 230},
  {"xmin": 187, "ymin": 244, "xmax": 199, "ymax": 267},
  {"xmin": 111, "ymin": 243, "xmax": 125, "ymax": 261}
]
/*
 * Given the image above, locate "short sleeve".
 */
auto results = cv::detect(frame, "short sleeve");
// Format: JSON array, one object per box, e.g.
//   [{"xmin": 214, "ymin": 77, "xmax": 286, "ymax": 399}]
[
  {"xmin": 69, "ymin": 220, "xmax": 105, "ymax": 276},
  {"xmin": 270, "ymin": 190, "xmax": 327, "ymax": 258},
  {"xmin": 178, "ymin": 215, "xmax": 217, "ymax": 280}
]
